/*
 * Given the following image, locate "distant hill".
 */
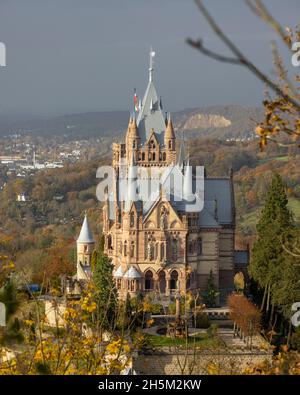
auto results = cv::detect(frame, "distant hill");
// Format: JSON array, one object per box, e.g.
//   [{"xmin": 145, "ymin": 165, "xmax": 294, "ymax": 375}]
[
  {"xmin": 0, "ymin": 105, "xmax": 263, "ymax": 140},
  {"xmin": 173, "ymin": 105, "xmax": 264, "ymax": 140}
]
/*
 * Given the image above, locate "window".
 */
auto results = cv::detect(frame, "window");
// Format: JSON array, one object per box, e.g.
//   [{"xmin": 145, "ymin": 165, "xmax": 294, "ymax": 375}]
[
  {"xmin": 84, "ymin": 245, "xmax": 88, "ymax": 253},
  {"xmin": 130, "ymin": 212, "xmax": 135, "ymax": 227},
  {"xmin": 197, "ymin": 237, "xmax": 202, "ymax": 255},
  {"xmin": 130, "ymin": 241, "xmax": 135, "ymax": 258},
  {"xmin": 145, "ymin": 270, "xmax": 153, "ymax": 290},
  {"xmin": 152, "ymin": 153, "xmax": 156, "ymax": 161},
  {"xmin": 188, "ymin": 241, "xmax": 194, "ymax": 254},
  {"xmin": 161, "ymin": 243, "xmax": 165, "ymax": 260},
  {"xmin": 172, "ymin": 238, "xmax": 179, "ymax": 261},
  {"xmin": 107, "ymin": 235, "xmax": 112, "ymax": 249},
  {"xmin": 130, "ymin": 280, "xmax": 135, "ymax": 292},
  {"xmin": 117, "ymin": 279, "xmax": 122, "ymax": 290},
  {"xmin": 163, "ymin": 152, "xmax": 166, "ymax": 161},
  {"xmin": 142, "ymin": 152, "xmax": 145, "ymax": 161},
  {"xmin": 169, "ymin": 141, "xmax": 172, "ymax": 149},
  {"xmin": 124, "ymin": 240, "xmax": 127, "ymax": 257},
  {"xmin": 132, "ymin": 140, "xmax": 136, "ymax": 148},
  {"xmin": 170, "ymin": 270, "xmax": 178, "ymax": 290}
]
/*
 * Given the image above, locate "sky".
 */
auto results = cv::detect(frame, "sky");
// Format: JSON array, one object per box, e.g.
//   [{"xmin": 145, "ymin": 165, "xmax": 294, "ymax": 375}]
[{"xmin": 0, "ymin": 0, "xmax": 299, "ymax": 117}]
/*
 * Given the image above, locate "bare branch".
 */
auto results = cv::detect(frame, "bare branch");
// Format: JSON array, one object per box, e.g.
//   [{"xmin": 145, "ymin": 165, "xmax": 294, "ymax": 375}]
[
  {"xmin": 187, "ymin": 0, "xmax": 300, "ymax": 111},
  {"xmin": 186, "ymin": 38, "xmax": 242, "ymax": 64}
]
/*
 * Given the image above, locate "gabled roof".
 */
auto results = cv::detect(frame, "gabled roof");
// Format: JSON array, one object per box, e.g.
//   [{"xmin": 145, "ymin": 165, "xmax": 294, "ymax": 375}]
[{"xmin": 77, "ymin": 214, "xmax": 94, "ymax": 243}]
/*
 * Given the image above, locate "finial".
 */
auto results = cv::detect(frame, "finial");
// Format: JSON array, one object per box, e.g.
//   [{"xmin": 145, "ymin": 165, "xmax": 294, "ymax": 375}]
[{"xmin": 149, "ymin": 46, "xmax": 155, "ymax": 82}]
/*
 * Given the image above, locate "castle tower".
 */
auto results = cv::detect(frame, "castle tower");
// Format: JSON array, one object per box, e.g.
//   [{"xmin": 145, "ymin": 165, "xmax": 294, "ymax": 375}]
[{"xmin": 77, "ymin": 214, "xmax": 95, "ymax": 280}]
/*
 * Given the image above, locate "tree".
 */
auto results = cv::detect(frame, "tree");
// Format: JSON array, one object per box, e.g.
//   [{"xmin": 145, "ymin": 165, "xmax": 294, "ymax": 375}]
[
  {"xmin": 202, "ymin": 270, "xmax": 219, "ymax": 307},
  {"xmin": 234, "ymin": 272, "xmax": 245, "ymax": 294},
  {"xmin": 93, "ymin": 235, "xmax": 117, "ymax": 333},
  {"xmin": 249, "ymin": 174, "xmax": 293, "ymax": 314}
]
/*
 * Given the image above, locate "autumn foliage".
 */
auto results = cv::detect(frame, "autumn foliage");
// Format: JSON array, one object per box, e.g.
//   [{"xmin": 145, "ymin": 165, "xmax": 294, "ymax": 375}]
[{"xmin": 227, "ymin": 294, "xmax": 261, "ymax": 337}]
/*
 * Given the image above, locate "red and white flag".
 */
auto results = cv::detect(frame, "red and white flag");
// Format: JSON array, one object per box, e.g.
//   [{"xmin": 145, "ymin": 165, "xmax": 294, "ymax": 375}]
[{"xmin": 134, "ymin": 89, "xmax": 139, "ymax": 112}]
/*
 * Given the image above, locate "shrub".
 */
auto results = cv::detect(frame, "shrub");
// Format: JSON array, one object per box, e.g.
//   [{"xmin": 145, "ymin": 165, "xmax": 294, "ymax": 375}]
[
  {"xmin": 150, "ymin": 303, "xmax": 164, "ymax": 315},
  {"xmin": 194, "ymin": 313, "xmax": 211, "ymax": 329}
]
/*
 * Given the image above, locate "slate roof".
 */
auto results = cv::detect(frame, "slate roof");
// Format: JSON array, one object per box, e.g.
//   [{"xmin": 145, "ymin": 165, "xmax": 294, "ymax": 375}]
[
  {"xmin": 136, "ymin": 80, "xmax": 166, "ymax": 145},
  {"xmin": 77, "ymin": 215, "xmax": 94, "ymax": 243}
]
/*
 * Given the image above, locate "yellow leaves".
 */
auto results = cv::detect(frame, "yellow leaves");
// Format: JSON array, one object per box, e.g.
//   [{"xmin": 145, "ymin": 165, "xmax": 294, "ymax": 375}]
[{"xmin": 146, "ymin": 318, "xmax": 154, "ymax": 327}]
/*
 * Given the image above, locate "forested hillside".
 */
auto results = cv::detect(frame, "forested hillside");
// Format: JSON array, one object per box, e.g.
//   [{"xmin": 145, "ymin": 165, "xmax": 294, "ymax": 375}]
[{"xmin": 1, "ymin": 136, "xmax": 299, "ymax": 284}]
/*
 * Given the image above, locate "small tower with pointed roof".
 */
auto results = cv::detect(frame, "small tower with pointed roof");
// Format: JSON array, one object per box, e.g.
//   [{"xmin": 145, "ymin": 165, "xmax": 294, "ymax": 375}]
[{"xmin": 77, "ymin": 213, "xmax": 95, "ymax": 281}]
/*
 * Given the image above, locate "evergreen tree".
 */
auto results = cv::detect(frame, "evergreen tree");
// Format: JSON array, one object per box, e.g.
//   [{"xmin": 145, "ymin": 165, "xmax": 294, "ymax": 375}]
[
  {"xmin": 249, "ymin": 173, "xmax": 293, "ymax": 315},
  {"xmin": 202, "ymin": 270, "xmax": 219, "ymax": 307},
  {"xmin": 93, "ymin": 235, "xmax": 117, "ymax": 332}
]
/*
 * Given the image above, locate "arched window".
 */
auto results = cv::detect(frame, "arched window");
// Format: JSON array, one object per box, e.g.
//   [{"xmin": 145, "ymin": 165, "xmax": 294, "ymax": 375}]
[
  {"xmin": 124, "ymin": 240, "xmax": 127, "ymax": 257},
  {"xmin": 142, "ymin": 152, "xmax": 145, "ymax": 161},
  {"xmin": 163, "ymin": 152, "xmax": 166, "ymax": 161},
  {"xmin": 152, "ymin": 152, "xmax": 156, "ymax": 161},
  {"xmin": 170, "ymin": 270, "xmax": 178, "ymax": 290},
  {"xmin": 145, "ymin": 270, "xmax": 153, "ymax": 291},
  {"xmin": 132, "ymin": 140, "xmax": 136, "ymax": 148},
  {"xmin": 168, "ymin": 140, "xmax": 172, "ymax": 149},
  {"xmin": 130, "ymin": 241, "xmax": 135, "ymax": 258}
]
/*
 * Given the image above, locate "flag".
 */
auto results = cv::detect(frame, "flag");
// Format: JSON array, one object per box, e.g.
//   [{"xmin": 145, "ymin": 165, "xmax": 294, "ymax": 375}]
[{"xmin": 134, "ymin": 89, "xmax": 139, "ymax": 112}]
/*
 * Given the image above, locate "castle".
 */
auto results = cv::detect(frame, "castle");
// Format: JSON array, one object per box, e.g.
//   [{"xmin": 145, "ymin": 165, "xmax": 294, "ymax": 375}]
[{"xmin": 74, "ymin": 50, "xmax": 248, "ymax": 303}]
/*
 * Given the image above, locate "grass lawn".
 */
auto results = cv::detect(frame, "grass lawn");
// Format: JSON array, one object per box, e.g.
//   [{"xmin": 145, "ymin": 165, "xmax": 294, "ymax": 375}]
[
  {"xmin": 288, "ymin": 198, "xmax": 300, "ymax": 221},
  {"xmin": 146, "ymin": 333, "xmax": 222, "ymax": 349}
]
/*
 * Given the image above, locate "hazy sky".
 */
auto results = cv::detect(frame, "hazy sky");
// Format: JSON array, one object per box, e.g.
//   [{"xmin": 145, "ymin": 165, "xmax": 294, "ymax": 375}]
[{"xmin": 0, "ymin": 0, "xmax": 299, "ymax": 117}]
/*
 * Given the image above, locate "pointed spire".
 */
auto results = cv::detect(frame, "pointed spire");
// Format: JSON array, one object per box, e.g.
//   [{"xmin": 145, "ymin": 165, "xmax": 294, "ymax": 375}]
[
  {"xmin": 165, "ymin": 113, "xmax": 175, "ymax": 140},
  {"xmin": 149, "ymin": 46, "xmax": 155, "ymax": 82},
  {"xmin": 177, "ymin": 137, "xmax": 185, "ymax": 169},
  {"xmin": 129, "ymin": 114, "xmax": 139, "ymax": 138},
  {"xmin": 77, "ymin": 214, "xmax": 94, "ymax": 243},
  {"xmin": 183, "ymin": 159, "xmax": 194, "ymax": 201}
]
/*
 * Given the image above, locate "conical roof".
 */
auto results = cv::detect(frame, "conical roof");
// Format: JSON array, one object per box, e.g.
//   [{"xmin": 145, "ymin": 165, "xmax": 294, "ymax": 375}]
[
  {"xmin": 123, "ymin": 266, "xmax": 141, "ymax": 279},
  {"xmin": 113, "ymin": 266, "xmax": 124, "ymax": 278},
  {"xmin": 77, "ymin": 214, "xmax": 94, "ymax": 243},
  {"xmin": 165, "ymin": 114, "xmax": 175, "ymax": 140}
]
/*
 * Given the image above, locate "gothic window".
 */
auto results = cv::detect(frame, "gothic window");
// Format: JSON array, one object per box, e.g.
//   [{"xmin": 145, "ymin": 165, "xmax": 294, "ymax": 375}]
[
  {"xmin": 130, "ymin": 212, "xmax": 135, "ymax": 227},
  {"xmin": 124, "ymin": 240, "xmax": 127, "ymax": 257},
  {"xmin": 130, "ymin": 241, "xmax": 135, "ymax": 258},
  {"xmin": 197, "ymin": 237, "xmax": 202, "ymax": 255},
  {"xmin": 163, "ymin": 152, "xmax": 166, "ymax": 161},
  {"xmin": 168, "ymin": 140, "xmax": 172, "ymax": 149},
  {"xmin": 170, "ymin": 270, "xmax": 178, "ymax": 290},
  {"xmin": 152, "ymin": 153, "xmax": 156, "ymax": 161},
  {"xmin": 132, "ymin": 140, "xmax": 136, "ymax": 149},
  {"xmin": 145, "ymin": 270, "xmax": 153, "ymax": 291},
  {"xmin": 84, "ymin": 245, "xmax": 88, "ymax": 253},
  {"xmin": 142, "ymin": 152, "xmax": 145, "ymax": 161},
  {"xmin": 159, "ymin": 152, "xmax": 162, "ymax": 161}
]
